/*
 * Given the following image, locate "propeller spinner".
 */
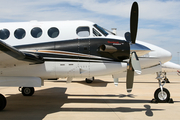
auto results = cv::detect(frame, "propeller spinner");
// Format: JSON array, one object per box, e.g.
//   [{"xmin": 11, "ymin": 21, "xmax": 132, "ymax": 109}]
[{"xmin": 125, "ymin": 2, "xmax": 141, "ymax": 93}]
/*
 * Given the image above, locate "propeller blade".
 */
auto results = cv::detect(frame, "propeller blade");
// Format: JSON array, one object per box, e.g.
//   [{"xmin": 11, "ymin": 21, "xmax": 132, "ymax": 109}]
[
  {"xmin": 130, "ymin": 2, "xmax": 139, "ymax": 44},
  {"xmin": 131, "ymin": 52, "xmax": 141, "ymax": 74},
  {"xmin": 126, "ymin": 51, "xmax": 141, "ymax": 93},
  {"xmin": 125, "ymin": 2, "xmax": 140, "ymax": 93},
  {"xmin": 126, "ymin": 58, "xmax": 134, "ymax": 93}
]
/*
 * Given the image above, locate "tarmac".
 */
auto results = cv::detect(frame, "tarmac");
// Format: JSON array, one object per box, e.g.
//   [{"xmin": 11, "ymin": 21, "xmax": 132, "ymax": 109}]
[{"xmin": 0, "ymin": 72, "xmax": 180, "ymax": 120}]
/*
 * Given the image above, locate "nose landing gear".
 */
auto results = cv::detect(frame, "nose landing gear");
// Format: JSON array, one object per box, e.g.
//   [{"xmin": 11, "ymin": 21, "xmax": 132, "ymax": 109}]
[{"xmin": 151, "ymin": 72, "xmax": 173, "ymax": 103}]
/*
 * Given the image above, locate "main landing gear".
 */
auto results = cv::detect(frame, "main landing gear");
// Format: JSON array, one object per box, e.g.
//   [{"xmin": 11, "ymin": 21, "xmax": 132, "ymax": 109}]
[
  {"xmin": 151, "ymin": 72, "xmax": 173, "ymax": 103},
  {"xmin": 0, "ymin": 87, "xmax": 35, "ymax": 111},
  {"xmin": 19, "ymin": 87, "xmax": 35, "ymax": 96},
  {"xmin": 85, "ymin": 77, "xmax": 94, "ymax": 83}
]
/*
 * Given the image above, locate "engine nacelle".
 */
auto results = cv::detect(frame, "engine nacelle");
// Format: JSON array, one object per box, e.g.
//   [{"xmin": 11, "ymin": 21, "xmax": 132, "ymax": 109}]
[{"xmin": 98, "ymin": 42, "xmax": 130, "ymax": 61}]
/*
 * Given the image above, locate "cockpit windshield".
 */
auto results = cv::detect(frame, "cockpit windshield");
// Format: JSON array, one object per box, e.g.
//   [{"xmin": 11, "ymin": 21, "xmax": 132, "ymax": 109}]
[{"xmin": 93, "ymin": 24, "xmax": 109, "ymax": 36}]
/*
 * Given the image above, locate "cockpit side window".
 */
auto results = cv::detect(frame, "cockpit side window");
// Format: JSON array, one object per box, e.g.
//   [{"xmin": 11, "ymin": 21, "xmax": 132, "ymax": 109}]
[
  {"xmin": 93, "ymin": 24, "xmax": 108, "ymax": 36},
  {"xmin": 76, "ymin": 27, "xmax": 90, "ymax": 37},
  {"xmin": 93, "ymin": 28, "xmax": 102, "ymax": 36}
]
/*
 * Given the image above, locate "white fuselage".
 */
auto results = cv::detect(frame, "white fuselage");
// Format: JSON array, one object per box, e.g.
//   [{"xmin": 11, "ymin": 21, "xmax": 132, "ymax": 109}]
[{"xmin": 0, "ymin": 20, "xmax": 172, "ymax": 80}]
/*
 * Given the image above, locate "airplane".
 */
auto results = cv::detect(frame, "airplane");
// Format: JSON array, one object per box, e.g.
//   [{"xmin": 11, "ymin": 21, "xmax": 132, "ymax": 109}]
[{"xmin": 0, "ymin": 2, "xmax": 173, "ymax": 111}]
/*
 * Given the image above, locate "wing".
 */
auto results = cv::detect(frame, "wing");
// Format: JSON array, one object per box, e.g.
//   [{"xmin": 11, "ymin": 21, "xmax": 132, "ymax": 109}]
[
  {"xmin": 0, "ymin": 40, "xmax": 44, "ymax": 68},
  {"xmin": 162, "ymin": 61, "xmax": 180, "ymax": 72}
]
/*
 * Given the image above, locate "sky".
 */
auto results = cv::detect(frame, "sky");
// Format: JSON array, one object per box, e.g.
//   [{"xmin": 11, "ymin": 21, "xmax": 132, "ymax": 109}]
[{"xmin": 0, "ymin": 0, "xmax": 180, "ymax": 63}]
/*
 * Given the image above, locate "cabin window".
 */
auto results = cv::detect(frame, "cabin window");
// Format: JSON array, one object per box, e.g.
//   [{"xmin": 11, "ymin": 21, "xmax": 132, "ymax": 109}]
[
  {"xmin": 93, "ymin": 28, "xmax": 102, "ymax": 36},
  {"xmin": 14, "ymin": 28, "xmax": 26, "ymax": 39},
  {"xmin": 76, "ymin": 27, "xmax": 90, "ymax": 37},
  {"xmin": 31, "ymin": 27, "xmax": 42, "ymax": 38},
  {"xmin": 0, "ymin": 29, "xmax": 10, "ymax": 40},
  {"xmin": 48, "ymin": 27, "xmax": 59, "ymax": 38}
]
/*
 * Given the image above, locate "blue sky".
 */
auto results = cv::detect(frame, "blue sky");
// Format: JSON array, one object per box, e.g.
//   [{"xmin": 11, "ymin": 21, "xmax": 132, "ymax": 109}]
[{"xmin": 0, "ymin": 0, "xmax": 180, "ymax": 63}]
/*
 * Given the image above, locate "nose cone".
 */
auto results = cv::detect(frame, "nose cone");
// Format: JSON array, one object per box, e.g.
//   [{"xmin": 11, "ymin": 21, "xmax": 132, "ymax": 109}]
[
  {"xmin": 136, "ymin": 41, "xmax": 172, "ymax": 63},
  {"xmin": 157, "ymin": 48, "xmax": 172, "ymax": 63},
  {"xmin": 148, "ymin": 45, "xmax": 172, "ymax": 63}
]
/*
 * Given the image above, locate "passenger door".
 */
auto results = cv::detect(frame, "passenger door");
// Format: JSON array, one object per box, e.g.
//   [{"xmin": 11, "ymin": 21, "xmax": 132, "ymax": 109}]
[{"xmin": 76, "ymin": 26, "xmax": 91, "ymax": 78}]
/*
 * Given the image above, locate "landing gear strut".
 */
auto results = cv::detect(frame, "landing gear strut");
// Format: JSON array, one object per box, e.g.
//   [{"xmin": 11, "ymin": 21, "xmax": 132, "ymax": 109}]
[
  {"xmin": 151, "ymin": 72, "xmax": 173, "ymax": 103},
  {"xmin": 161, "ymin": 72, "xmax": 170, "ymax": 83},
  {"xmin": 19, "ymin": 87, "xmax": 35, "ymax": 96}
]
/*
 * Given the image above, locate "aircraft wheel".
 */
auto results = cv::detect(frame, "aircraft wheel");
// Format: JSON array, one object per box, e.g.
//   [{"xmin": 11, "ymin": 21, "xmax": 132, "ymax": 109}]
[
  {"xmin": 85, "ymin": 77, "xmax": 94, "ymax": 83},
  {"xmin": 22, "ymin": 87, "xmax": 35, "ymax": 96},
  {"xmin": 154, "ymin": 88, "xmax": 170, "ymax": 103},
  {"xmin": 85, "ymin": 78, "xmax": 93, "ymax": 83},
  {"xmin": 0, "ymin": 94, "xmax": 6, "ymax": 111}
]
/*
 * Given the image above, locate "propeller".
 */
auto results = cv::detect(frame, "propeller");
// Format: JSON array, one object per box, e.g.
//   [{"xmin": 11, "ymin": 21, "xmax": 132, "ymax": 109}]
[
  {"xmin": 130, "ymin": 2, "xmax": 138, "ymax": 44},
  {"xmin": 125, "ymin": 2, "xmax": 141, "ymax": 93}
]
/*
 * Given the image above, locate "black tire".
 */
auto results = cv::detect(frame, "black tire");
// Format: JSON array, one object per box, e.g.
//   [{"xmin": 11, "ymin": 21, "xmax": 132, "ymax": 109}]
[
  {"xmin": 85, "ymin": 77, "xmax": 95, "ymax": 83},
  {"xmin": 154, "ymin": 88, "xmax": 170, "ymax": 103},
  {"xmin": 0, "ymin": 94, "xmax": 6, "ymax": 111},
  {"xmin": 22, "ymin": 87, "xmax": 35, "ymax": 96},
  {"xmin": 85, "ymin": 78, "xmax": 93, "ymax": 83}
]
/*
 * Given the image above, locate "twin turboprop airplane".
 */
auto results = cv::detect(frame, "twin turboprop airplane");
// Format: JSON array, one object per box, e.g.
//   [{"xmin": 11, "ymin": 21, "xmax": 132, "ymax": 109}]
[{"xmin": 0, "ymin": 2, "xmax": 173, "ymax": 111}]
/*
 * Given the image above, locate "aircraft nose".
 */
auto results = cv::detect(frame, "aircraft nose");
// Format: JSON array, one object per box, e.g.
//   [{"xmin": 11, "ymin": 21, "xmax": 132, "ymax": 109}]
[
  {"xmin": 130, "ymin": 43, "xmax": 151, "ymax": 57},
  {"xmin": 157, "ymin": 48, "xmax": 172, "ymax": 63}
]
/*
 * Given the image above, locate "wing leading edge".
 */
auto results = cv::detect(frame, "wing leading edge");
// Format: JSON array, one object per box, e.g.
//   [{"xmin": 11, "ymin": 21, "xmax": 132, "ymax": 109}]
[{"xmin": 0, "ymin": 40, "xmax": 44, "ymax": 64}]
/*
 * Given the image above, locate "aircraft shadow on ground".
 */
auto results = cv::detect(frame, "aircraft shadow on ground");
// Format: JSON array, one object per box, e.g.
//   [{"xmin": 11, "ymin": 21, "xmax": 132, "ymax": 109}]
[
  {"xmin": 51, "ymin": 79, "xmax": 170, "ymax": 87},
  {"xmin": 52, "ymin": 79, "xmax": 110, "ymax": 87},
  {"xmin": 0, "ymin": 87, "xmax": 165, "ymax": 120},
  {"xmin": 51, "ymin": 79, "xmax": 177, "ymax": 85}
]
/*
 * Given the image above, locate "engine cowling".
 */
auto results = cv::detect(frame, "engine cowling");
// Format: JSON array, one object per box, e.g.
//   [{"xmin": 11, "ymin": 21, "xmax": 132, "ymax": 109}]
[{"xmin": 98, "ymin": 41, "xmax": 130, "ymax": 61}]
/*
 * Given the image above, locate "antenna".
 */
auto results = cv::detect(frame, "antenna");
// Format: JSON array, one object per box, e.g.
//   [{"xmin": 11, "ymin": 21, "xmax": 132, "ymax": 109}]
[{"xmin": 111, "ymin": 28, "xmax": 117, "ymax": 35}]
